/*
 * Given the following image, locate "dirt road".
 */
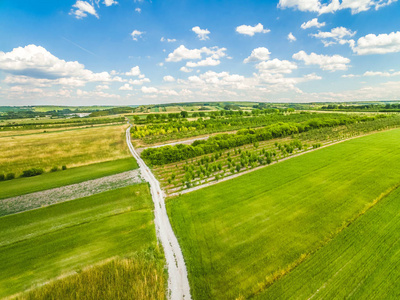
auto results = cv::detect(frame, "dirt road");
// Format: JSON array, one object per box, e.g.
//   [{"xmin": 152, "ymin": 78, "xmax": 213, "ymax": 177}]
[{"xmin": 125, "ymin": 124, "xmax": 191, "ymax": 300}]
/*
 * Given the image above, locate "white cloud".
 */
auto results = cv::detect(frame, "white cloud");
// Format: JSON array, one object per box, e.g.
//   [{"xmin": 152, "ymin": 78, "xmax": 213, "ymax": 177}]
[
  {"xmin": 165, "ymin": 45, "xmax": 226, "ymax": 62},
  {"xmin": 236, "ymin": 23, "xmax": 270, "ymax": 36},
  {"xmin": 70, "ymin": 1, "xmax": 98, "ymax": 19},
  {"xmin": 192, "ymin": 26, "xmax": 210, "ymax": 40},
  {"xmin": 131, "ymin": 30, "xmax": 143, "ymax": 41},
  {"xmin": 312, "ymin": 27, "xmax": 356, "ymax": 39},
  {"xmin": 301, "ymin": 18, "xmax": 325, "ymax": 29},
  {"xmin": 129, "ymin": 78, "xmax": 150, "ymax": 85},
  {"xmin": 186, "ymin": 57, "xmax": 220, "ymax": 67},
  {"xmin": 163, "ymin": 75, "xmax": 175, "ymax": 82},
  {"xmin": 180, "ymin": 66, "xmax": 193, "ymax": 73},
  {"xmin": 288, "ymin": 32, "xmax": 297, "ymax": 42},
  {"xmin": 141, "ymin": 86, "xmax": 158, "ymax": 93},
  {"xmin": 243, "ymin": 47, "xmax": 271, "ymax": 63},
  {"xmin": 161, "ymin": 37, "xmax": 177, "ymax": 42},
  {"xmin": 363, "ymin": 70, "xmax": 400, "ymax": 77},
  {"xmin": 0, "ymin": 44, "xmax": 116, "ymax": 85},
  {"xmin": 293, "ymin": 51, "xmax": 350, "ymax": 71},
  {"xmin": 119, "ymin": 83, "xmax": 133, "ymax": 90},
  {"xmin": 104, "ymin": 0, "xmax": 118, "ymax": 6},
  {"xmin": 96, "ymin": 84, "xmax": 110, "ymax": 89},
  {"xmin": 352, "ymin": 31, "xmax": 400, "ymax": 55},
  {"xmin": 256, "ymin": 59, "xmax": 298, "ymax": 74},
  {"xmin": 125, "ymin": 66, "xmax": 141, "ymax": 76},
  {"xmin": 341, "ymin": 74, "xmax": 360, "ymax": 78},
  {"xmin": 135, "ymin": 8, "xmax": 141, "ymax": 13},
  {"xmin": 278, "ymin": 0, "xmax": 397, "ymax": 14}
]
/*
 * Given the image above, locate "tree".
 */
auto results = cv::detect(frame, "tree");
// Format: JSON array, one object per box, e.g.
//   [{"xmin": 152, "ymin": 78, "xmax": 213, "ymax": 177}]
[{"xmin": 180, "ymin": 111, "xmax": 189, "ymax": 118}]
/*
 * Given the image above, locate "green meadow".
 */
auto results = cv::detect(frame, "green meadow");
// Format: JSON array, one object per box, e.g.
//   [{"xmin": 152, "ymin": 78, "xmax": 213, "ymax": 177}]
[
  {"xmin": 0, "ymin": 157, "xmax": 137, "ymax": 199},
  {"xmin": 0, "ymin": 184, "xmax": 157, "ymax": 298},
  {"xmin": 258, "ymin": 185, "xmax": 400, "ymax": 299},
  {"xmin": 167, "ymin": 128, "xmax": 400, "ymax": 299}
]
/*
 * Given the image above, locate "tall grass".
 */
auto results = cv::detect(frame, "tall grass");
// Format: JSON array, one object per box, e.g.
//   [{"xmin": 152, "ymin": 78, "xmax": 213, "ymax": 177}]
[{"xmin": 16, "ymin": 248, "xmax": 166, "ymax": 300}]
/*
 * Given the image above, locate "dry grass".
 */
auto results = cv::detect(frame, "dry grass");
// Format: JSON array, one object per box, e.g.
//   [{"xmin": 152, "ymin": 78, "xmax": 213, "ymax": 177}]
[{"xmin": 0, "ymin": 124, "xmax": 130, "ymax": 176}]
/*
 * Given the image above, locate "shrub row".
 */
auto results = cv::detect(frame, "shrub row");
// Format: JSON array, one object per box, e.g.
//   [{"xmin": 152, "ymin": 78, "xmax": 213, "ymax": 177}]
[{"xmin": 0, "ymin": 165, "xmax": 67, "ymax": 181}]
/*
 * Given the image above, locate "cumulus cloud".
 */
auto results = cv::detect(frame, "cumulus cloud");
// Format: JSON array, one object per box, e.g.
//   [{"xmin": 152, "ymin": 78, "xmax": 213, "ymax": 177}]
[
  {"xmin": 236, "ymin": 23, "xmax": 270, "ymax": 36},
  {"xmin": 278, "ymin": 0, "xmax": 397, "ymax": 14},
  {"xmin": 186, "ymin": 57, "xmax": 220, "ymax": 67},
  {"xmin": 352, "ymin": 31, "xmax": 400, "ymax": 55},
  {"xmin": 256, "ymin": 59, "xmax": 298, "ymax": 74},
  {"xmin": 192, "ymin": 26, "xmax": 210, "ymax": 40},
  {"xmin": 131, "ymin": 30, "xmax": 143, "ymax": 41},
  {"xmin": 161, "ymin": 37, "xmax": 177, "ymax": 42},
  {"xmin": 165, "ymin": 45, "xmax": 226, "ymax": 62},
  {"xmin": 180, "ymin": 66, "xmax": 193, "ymax": 73},
  {"xmin": 243, "ymin": 47, "xmax": 271, "ymax": 63},
  {"xmin": 288, "ymin": 32, "xmax": 297, "ymax": 42},
  {"xmin": 292, "ymin": 50, "xmax": 350, "ymax": 71},
  {"xmin": 301, "ymin": 18, "xmax": 326, "ymax": 29},
  {"xmin": 163, "ymin": 75, "xmax": 175, "ymax": 82},
  {"xmin": 119, "ymin": 83, "xmax": 133, "ymax": 90},
  {"xmin": 104, "ymin": 0, "xmax": 118, "ymax": 6},
  {"xmin": 141, "ymin": 86, "xmax": 158, "ymax": 93},
  {"xmin": 135, "ymin": 8, "xmax": 141, "ymax": 13},
  {"xmin": 129, "ymin": 78, "xmax": 150, "ymax": 85},
  {"xmin": 312, "ymin": 26, "xmax": 356, "ymax": 39},
  {"xmin": 125, "ymin": 66, "xmax": 141, "ymax": 76},
  {"xmin": 363, "ymin": 70, "xmax": 400, "ymax": 76},
  {"xmin": 0, "ymin": 44, "xmax": 116, "ymax": 85},
  {"xmin": 70, "ymin": 1, "xmax": 98, "ymax": 19}
]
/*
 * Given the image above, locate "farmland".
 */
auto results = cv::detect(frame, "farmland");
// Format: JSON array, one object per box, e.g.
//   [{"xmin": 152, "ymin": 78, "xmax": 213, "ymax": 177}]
[
  {"xmin": 0, "ymin": 124, "xmax": 131, "ymax": 176},
  {"xmin": 0, "ymin": 184, "xmax": 164, "ymax": 298},
  {"xmin": 257, "ymin": 184, "xmax": 400, "ymax": 299},
  {"xmin": 152, "ymin": 113, "xmax": 400, "ymax": 194},
  {"xmin": 167, "ymin": 128, "xmax": 400, "ymax": 299},
  {"xmin": 0, "ymin": 157, "xmax": 137, "ymax": 199}
]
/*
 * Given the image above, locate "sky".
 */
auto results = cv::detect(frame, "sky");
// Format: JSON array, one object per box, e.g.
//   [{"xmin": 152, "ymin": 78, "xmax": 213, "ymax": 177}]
[{"xmin": 0, "ymin": 0, "xmax": 400, "ymax": 106}]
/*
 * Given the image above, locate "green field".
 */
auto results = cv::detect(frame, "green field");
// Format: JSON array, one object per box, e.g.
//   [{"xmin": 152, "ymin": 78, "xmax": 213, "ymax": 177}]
[
  {"xmin": 0, "ymin": 184, "xmax": 157, "ymax": 298},
  {"xmin": 167, "ymin": 128, "xmax": 400, "ymax": 299},
  {"xmin": 258, "ymin": 185, "xmax": 400, "ymax": 299},
  {"xmin": 0, "ymin": 157, "xmax": 137, "ymax": 200}
]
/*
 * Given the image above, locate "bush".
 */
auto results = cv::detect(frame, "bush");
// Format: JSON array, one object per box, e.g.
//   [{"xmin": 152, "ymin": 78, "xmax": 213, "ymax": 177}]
[
  {"xmin": 21, "ymin": 168, "xmax": 44, "ymax": 178},
  {"xmin": 6, "ymin": 173, "xmax": 15, "ymax": 180},
  {"xmin": 62, "ymin": 165, "xmax": 67, "ymax": 170},
  {"xmin": 0, "ymin": 174, "xmax": 5, "ymax": 181},
  {"xmin": 50, "ymin": 166, "xmax": 59, "ymax": 172}
]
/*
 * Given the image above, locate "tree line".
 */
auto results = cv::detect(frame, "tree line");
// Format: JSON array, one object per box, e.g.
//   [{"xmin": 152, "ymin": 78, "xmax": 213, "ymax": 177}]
[{"xmin": 141, "ymin": 114, "xmax": 388, "ymax": 165}]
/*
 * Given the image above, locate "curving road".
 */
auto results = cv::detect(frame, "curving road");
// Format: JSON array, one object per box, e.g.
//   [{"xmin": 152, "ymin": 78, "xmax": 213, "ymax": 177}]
[{"xmin": 125, "ymin": 124, "xmax": 191, "ymax": 300}]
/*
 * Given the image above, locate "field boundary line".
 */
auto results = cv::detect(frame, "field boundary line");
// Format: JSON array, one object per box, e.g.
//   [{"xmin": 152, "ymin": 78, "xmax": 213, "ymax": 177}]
[{"xmin": 168, "ymin": 128, "xmax": 398, "ymax": 198}]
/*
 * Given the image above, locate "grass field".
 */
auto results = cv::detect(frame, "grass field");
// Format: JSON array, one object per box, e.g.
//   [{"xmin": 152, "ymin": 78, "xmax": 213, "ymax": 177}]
[
  {"xmin": 167, "ymin": 128, "xmax": 400, "ymax": 299},
  {"xmin": 0, "ymin": 157, "xmax": 137, "ymax": 200},
  {"xmin": 0, "ymin": 184, "xmax": 159, "ymax": 298},
  {"xmin": 0, "ymin": 124, "xmax": 130, "ymax": 176},
  {"xmin": 257, "ymin": 185, "xmax": 400, "ymax": 299}
]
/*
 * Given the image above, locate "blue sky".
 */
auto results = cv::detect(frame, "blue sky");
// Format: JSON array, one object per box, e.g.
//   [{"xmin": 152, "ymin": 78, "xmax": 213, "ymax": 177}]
[{"xmin": 0, "ymin": 0, "xmax": 400, "ymax": 105}]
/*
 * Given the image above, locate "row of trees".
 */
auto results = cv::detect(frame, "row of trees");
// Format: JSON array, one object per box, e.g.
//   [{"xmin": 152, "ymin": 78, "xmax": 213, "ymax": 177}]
[
  {"xmin": 131, "ymin": 112, "xmax": 347, "ymax": 140},
  {"xmin": 141, "ymin": 114, "xmax": 388, "ymax": 165}
]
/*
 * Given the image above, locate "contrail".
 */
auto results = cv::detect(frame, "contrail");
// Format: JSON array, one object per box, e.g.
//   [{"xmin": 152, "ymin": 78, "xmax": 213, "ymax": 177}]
[{"xmin": 62, "ymin": 37, "xmax": 98, "ymax": 57}]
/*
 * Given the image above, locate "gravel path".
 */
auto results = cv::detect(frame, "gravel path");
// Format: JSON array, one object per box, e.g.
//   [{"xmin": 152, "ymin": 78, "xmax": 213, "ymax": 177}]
[
  {"xmin": 0, "ymin": 170, "xmax": 142, "ymax": 217},
  {"xmin": 126, "ymin": 124, "xmax": 191, "ymax": 300}
]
